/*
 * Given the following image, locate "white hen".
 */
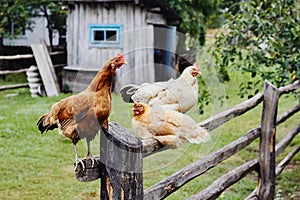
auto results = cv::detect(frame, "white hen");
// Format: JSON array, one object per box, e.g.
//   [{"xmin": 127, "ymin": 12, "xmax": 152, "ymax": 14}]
[
  {"xmin": 120, "ymin": 63, "xmax": 200, "ymax": 113},
  {"xmin": 132, "ymin": 102, "xmax": 210, "ymax": 148}
]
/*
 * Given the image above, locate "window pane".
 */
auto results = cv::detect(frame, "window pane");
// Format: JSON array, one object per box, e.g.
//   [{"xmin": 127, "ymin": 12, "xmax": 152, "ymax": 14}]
[
  {"xmin": 106, "ymin": 30, "xmax": 117, "ymax": 41},
  {"xmin": 94, "ymin": 30, "xmax": 104, "ymax": 41}
]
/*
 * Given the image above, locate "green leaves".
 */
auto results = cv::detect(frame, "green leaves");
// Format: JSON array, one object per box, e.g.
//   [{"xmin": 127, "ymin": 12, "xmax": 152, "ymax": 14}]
[{"xmin": 212, "ymin": 0, "xmax": 300, "ymax": 98}]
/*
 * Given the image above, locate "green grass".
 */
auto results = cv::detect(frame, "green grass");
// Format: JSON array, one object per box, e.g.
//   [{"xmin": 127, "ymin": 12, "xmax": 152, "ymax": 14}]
[{"xmin": 0, "ymin": 72, "xmax": 299, "ymax": 199}]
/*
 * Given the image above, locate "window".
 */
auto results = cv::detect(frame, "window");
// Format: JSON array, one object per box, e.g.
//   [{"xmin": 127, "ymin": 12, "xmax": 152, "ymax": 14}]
[{"xmin": 89, "ymin": 24, "xmax": 123, "ymax": 48}]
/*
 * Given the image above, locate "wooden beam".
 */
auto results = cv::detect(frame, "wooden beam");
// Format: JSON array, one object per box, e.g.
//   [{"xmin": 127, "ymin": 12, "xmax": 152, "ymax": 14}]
[
  {"xmin": 257, "ymin": 80, "xmax": 280, "ymax": 200},
  {"xmin": 187, "ymin": 159, "xmax": 258, "ymax": 200},
  {"xmin": 198, "ymin": 92, "xmax": 263, "ymax": 131},
  {"xmin": 0, "ymin": 68, "xmax": 27, "ymax": 75},
  {"xmin": 191, "ymin": 124, "xmax": 300, "ymax": 200},
  {"xmin": 100, "ymin": 122, "xmax": 143, "ymax": 199},
  {"xmin": 246, "ymin": 125, "xmax": 300, "ymax": 200},
  {"xmin": 0, "ymin": 83, "xmax": 29, "ymax": 91},
  {"xmin": 143, "ymin": 128, "xmax": 261, "ymax": 200},
  {"xmin": 31, "ymin": 42, "xmax": 60, "ymax": 96},
  {"xmin": 276, "ymin": 145, "xmax": 300, "ymax": 175},
  {"xmin": 0, "ymin": 51, "xmax": 64, "ymax": 60}
]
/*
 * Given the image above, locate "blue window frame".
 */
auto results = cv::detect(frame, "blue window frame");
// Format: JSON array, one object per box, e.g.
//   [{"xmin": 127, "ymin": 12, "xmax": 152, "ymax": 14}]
[{"xmin": 89, "ymin": 24, "xmax": 123, "ymax": 48}]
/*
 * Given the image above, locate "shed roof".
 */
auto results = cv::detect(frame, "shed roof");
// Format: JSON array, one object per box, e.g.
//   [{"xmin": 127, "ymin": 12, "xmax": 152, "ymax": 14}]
[{"xmin": 65, "ymin": 0, "xmax": 181, "ymax": 25}]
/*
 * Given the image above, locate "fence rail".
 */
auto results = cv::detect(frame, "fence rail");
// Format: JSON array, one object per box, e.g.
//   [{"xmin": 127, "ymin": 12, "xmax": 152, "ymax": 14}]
[
  {"xmin": 0, "ymin": 49, "xmax": 65, "ymax": 92},
  {"xmin": 74, "ymin": 80, "xmax": 300, "ymax": 199}
]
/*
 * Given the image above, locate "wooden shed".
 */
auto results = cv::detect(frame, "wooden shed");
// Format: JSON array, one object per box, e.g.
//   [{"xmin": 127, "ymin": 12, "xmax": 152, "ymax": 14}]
[{"xmin": 63, "ymin": 0, "xmax": 180, "ymax": 92}]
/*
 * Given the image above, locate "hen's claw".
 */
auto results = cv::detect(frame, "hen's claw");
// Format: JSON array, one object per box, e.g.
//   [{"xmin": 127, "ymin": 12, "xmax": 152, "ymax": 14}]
[
  {"xmin": 74, "ymin": 158, "xmax": 85, "ymax": 172},
  {"xmin": 86, "ymin": 156, "xmax": 99, "ymax": 168}
]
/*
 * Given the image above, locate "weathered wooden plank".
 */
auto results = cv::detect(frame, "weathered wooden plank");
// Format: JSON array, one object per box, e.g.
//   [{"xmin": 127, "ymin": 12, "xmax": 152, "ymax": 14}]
[
  {"xmin": 0, "ymin": 51, "xmax": 63, "ymax": 60},
  {"xmin": 257, "ymin": 80, "xmax": 280, "ymax": 200},
  {"xmin": 191, "ymin": 124, "xmax": 300, "ymax": 200},
  {"xmin": 276, "ymin": 145, "xmax": 300, "ymax": 175},
  {"xmin": 198, "ymin": 92, "xmax": 263, "ymax": 131},
  {"xmin": 187, "ymin": 159, "xmax": 258, "ymax": 200},
  {"xmin": 143, "ymin": 128, "xmax": 261, "ymax": 200},
  {"xmin": 278, "ymin": 80, "xmax": 300, "ymax": 95},
  {"xmin": 75, "ymin": 156, "xmax": 101, "ymax": 182},
  {"xmin": 0, "ymin": 83, "xmax": 29, "ymax": 91},
  {"xmin": 0, "ymin": 68, "xmax": 27, "ymax": 75},
  {"xmin": 246, "ymin": 124, "xmax": 300, "ymax": 200},
  {"xmin": 31, "ymin": 43, "xmax": 60, "ymax": 96},
  {"xmin": 100, "ymin": 122, "xmax": 143, "ymax": 200}
]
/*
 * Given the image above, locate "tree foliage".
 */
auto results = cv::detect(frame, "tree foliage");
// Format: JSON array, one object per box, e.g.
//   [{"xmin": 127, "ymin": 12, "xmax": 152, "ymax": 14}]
[
  {"xmin": 0, "ymin": 0, "xmax": 33, "ymax": 39},
  {"xmin": 0, "ymin": 0, "xmax": 67, "ymax": 49},
  {"xmin": 168, "ymin": 0, "xmax": 219, "ymax": 46},
  {"xmin": 212, "ymin": 0, "xmax": 300, "ymax": 99}
]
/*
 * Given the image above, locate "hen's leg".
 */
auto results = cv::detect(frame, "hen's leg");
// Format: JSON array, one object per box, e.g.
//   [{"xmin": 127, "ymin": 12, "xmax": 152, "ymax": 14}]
[
  {"xmin": 85, "ymin": 139, "xmax": 98, "ymax": 167},
  {"xmin": 73, "ymin": 144, "xmax": 85, "ymax": 171}
]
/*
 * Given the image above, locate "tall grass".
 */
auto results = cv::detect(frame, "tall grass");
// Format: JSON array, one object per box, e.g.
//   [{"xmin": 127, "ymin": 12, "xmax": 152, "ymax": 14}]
[{"xmin": 0, "ymin": 71, "xmax": 299, "ymax": 199}]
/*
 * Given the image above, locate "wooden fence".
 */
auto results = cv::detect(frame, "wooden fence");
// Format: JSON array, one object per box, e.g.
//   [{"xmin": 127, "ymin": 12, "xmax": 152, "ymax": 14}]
[
  {"xmin": 0, "ymin": 50, "xmax": 64, "ymax": 92},
  {"xmin": 75, "ymin": 80, "xmax": 300, "ymax": 199}
]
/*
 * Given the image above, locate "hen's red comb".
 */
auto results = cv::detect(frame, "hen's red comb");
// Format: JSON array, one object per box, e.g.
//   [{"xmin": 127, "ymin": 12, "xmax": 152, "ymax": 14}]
[
  {"xmin": 193, "ymin": 63, "xmax": 200, "ymax": 69},
  {"xmin": 117, "ymin": 53, "xmax": 124, "ymax": 59}
]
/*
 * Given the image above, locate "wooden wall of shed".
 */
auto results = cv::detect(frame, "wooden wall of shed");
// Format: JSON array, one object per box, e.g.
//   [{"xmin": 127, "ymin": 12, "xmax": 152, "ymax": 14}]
[{"xmin": 66, "ymin": 2, "xmax": 156, "ymax": 91}]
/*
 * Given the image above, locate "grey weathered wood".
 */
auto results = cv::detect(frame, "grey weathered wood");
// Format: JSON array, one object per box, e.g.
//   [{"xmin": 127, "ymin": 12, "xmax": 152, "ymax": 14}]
[
  {"xmin": 31, "ymin": 42, "xmax": 60, "ymax": 96},
  {"xmin": 187, "ymin": 159, "xmax": 258, "ymax": 200},
  {"xmin": 75, "ymin": 156, "xmax": 101, "ymax": 182},
  {"xmin": 278, "ymin": 80, "xmax": 300, "ymax": 96},
  {"xmin": 143, "ymin": 128, "xmax": 261, "ymax": 200},
  {"xmin": 191, "ymin": 124, "xmax": 300, "ymax": 200},
  {"xmin": 0, "ymin": 83, "xmax": 29, "ymax": 91},
  {"xmin": 257, "ymin": 80, "xmax": 280, "ymax": 200},
  {"xmin": 100, "ymin": 122, "xmax": 143, "ymax": 200},
  {"xmin": 0, "ymin": 68, "xmax": 27, "ymax": 75},
  {"xmin": 198, "ymin": 92, "xmax": 263, "ymax": 131},
  {"xmin": 246, "ymin": 124, "xmax": 300, "ymax": 200},
  {"xmin": 275, "ymin": 145, "xmax": 300, "ymax": 175},
  {"xmin": 66, "ymin": 2, "xmax": 158, "ymax": 92}
]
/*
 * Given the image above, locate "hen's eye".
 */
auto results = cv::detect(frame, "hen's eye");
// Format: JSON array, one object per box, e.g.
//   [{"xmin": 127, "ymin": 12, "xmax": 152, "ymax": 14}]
[{"xmin": 115, "ymin": 59, "xmax": 119, "ymax": 62}]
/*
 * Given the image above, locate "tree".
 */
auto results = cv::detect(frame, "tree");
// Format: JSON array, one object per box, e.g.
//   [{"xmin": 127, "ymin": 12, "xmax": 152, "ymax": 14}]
[
  {"xmin": 168, "ymin": 0, "xmax": 219, "ymax": 47},
  {"xmin": 31, "ymin": 1, "xmax": 68, "ymax": 50},
  {"xmin": 0, "ymin": 1, "xmax": 67, "ymax": 50},
  {"xmin": 0, "ymin": 0, "xmax": 33, "ymax": 48},
  {"xmin": 212, "ymin": 0, "xmax": 300, "ymax": 99}
]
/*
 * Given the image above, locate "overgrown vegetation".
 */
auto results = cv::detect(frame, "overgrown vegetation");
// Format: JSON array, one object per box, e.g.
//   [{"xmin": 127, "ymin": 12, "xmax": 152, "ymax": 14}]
[{"xmin": 212, "ymin": 0, "xmax": 300, "ymax": 98}]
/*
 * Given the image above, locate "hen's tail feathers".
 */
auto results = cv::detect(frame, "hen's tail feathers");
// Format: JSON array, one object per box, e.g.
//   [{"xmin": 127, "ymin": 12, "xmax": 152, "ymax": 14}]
[
  {"xmin": 120, "ymin": 84, "xmax": 138, "ymax": 103},
  {"xmin": 37, "ymin": 114, "xmax": 58, "ymax": 134},
  {"xmin": 185, "ymin": 126, "xmax": 211, "ymax": 144}
]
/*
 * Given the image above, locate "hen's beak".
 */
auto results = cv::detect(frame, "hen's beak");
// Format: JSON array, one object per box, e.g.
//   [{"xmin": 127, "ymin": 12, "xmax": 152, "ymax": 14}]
[{"xmin": 123, "ymin": 61, "xmax": 128, "ymax": 65}]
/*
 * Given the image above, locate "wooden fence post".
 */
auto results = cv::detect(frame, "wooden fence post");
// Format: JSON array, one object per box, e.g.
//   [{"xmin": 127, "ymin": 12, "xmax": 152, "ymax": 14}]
[
  {"xmin": 257, "ymin": 80, "xmax": 279, "ymax": 199},
  {"xmin": 100, "ymin": 122, "xmax": 143, "ymax": 200}
]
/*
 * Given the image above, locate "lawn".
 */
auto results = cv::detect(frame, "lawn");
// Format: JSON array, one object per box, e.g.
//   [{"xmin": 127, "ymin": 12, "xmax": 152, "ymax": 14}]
[{"xmin": 0, "ymin": 70, "xmax": 299, "ymax": 199}]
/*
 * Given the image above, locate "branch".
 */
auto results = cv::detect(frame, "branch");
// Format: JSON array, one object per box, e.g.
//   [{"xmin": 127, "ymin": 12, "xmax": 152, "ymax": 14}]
[{"xmin": 191, "ymin": 124, "xmax": 300, "ymax": 200}]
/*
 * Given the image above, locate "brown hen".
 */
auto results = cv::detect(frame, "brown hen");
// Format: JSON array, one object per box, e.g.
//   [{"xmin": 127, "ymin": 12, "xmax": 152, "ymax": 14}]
[{"xmin": 37, "ymin": 54, "xmax": 127, "ymax": 170}]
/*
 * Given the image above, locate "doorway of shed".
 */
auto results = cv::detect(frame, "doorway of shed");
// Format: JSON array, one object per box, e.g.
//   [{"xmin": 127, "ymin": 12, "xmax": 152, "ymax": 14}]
[{"xmin": 154, "ymin": 25, "xmax": 177, "ymax": 82}]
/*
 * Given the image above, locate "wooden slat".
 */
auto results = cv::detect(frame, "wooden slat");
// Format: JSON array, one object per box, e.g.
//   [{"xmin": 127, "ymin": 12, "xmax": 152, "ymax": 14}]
[
  {"xmin": 0, "ymin": 68, "xmax": 27, "ymax": 75},
  {"xmin": 257, "ymin": 80, "xmax": 279, "ymax": 200},
  {"xmin": 31, "ymin": 43, "xmax": 60, "ymax": 96},
  {"xmin": 0, "ymin": 51, "xmax": 64, "ymax": 60},
  {"xmin": 100, "ymin": 122, "xmax": 143, "ymax": 199},
  {"xmin": 191, "ymin": 124, "xmax": 300, "ymax": 200},
  {"xmin": 198, "ymin": 92, "xmax": 263, "ymax": 131},
  {"xmin": 0, "ymin": 83, "xmax": 29, "ymax": 91}
]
